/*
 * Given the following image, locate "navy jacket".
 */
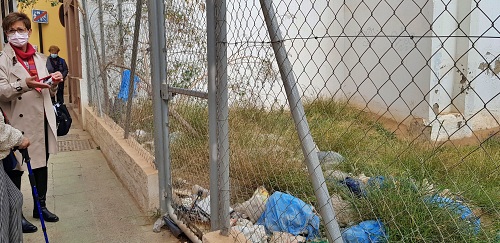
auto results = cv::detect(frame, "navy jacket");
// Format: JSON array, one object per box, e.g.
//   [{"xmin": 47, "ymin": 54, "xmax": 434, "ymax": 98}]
[{"xmin": 46, "ymin": 56, "xmax": 69, "ymax": 79}]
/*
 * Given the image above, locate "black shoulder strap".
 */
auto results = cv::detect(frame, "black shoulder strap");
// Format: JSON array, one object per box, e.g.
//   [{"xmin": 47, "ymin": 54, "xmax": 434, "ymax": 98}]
[{"xmin": 1, "ymin": 107, "xmax": 9, "ymax": 124}]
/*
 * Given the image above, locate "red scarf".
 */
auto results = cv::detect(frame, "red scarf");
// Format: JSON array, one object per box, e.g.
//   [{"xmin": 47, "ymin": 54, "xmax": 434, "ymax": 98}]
[
  {"xmin": 11, "ymin": 43, "xmax": 36, "ymax": 60},
  {"xmin": 11, "ymin": 43, "xmax": 41, "ymax": 91}
]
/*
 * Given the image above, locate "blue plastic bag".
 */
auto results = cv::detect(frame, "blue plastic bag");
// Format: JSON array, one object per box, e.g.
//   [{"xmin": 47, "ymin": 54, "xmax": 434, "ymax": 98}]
[
  {"xmin": 342, "ymin": 177, "xmax": 365, "ymax": 196},
  {"xmin": 118, "ymin": 69, "xmax": 140, "ymax": 101},
  {"xmin": 257, "ymin": 192, "xmax": 320, "ymax": 240},
  {"xmin": 424, "ymin": 195, "xmax": 481, "ymax": 234},
  {"xmin": 342, "ymin": 220, "xmax": 387, "ymax": 243}
]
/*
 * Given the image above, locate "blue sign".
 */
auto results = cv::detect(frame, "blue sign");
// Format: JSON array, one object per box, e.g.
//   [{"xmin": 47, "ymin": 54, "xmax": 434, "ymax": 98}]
[{"xmin": 32, "ymin": 9, "xmax": 48, "ymax": 24}]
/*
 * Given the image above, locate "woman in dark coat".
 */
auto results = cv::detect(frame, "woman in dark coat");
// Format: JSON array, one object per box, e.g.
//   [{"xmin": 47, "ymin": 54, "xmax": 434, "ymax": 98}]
[{"xmin": 46, "ymin": 45, "xmax": 68, "ymax": 104}]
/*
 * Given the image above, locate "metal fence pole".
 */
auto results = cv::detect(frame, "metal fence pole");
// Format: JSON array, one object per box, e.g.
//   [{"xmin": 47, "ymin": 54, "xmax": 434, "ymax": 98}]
[
  {"xmin": 259, "ymin": 0, "xmax": 343, "ymax": 242},
  {"xmin": 215, "ymin": 0, "xmax": 230, "ymax": 236},
  {"xmin": 206, "ymin": 0, "xmax": 220, "ymax": 231},
  {"xmin": 117, "ymin": 0, "xmax": 124, "ymax": 67},
  {"xmin": 82, "ymin": 0, "xmax": 103, "ymax": 116},
  {"xmin": 148, "ymin": 0, "xmax": 168, "ymax": 214},
  {"xmin": 97, "ymin": 0, "xmax": 109, "ymax": 112},
  {"xmin": 124, "ymin": 0, "xmax": 143, "ymax": 139},
  {"xmin": 81, "ymin": 0, "xmax": 93, "ymax": 106},
  {"xmin": 149, "ymin": 2, "xmax": 201, "ymax": 242}
]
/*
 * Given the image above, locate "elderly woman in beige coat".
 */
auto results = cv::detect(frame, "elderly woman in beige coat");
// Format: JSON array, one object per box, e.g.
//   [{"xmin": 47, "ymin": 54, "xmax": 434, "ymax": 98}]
[
  {"xmin": 1, "ymin": 108, "xmax": 30, "ymax": 242},
  {"xmin": 0, "ymin": 12, "xmax": 63, "ymax": 233}
]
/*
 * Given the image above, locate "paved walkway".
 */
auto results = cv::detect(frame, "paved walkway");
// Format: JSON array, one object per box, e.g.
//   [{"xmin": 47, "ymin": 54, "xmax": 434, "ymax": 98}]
[{"xmin": 20, "ymin": 109, "xmax": 182, "ymax": 242}]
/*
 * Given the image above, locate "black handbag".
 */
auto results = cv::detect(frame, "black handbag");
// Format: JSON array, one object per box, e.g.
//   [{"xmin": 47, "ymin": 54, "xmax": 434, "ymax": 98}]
[
  {"xmin": 1, "ymin": 107, "xmax": 19, "ymax": 171},
  {"xmin": 54, "ymin": 103, "xmax": 72, "ymax": 136}
]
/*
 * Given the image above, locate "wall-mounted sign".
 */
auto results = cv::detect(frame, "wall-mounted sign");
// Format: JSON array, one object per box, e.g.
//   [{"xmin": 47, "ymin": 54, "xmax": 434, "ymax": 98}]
[{"xmin": 32, "ymin": 9, "xmax": 48, "ymax": 24}]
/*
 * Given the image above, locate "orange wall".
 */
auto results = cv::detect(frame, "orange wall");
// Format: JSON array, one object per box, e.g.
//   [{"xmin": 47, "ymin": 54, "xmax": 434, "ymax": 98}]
[{"xmin": 21, "ymin": 2, "xmax": 67, "ymax": 60}]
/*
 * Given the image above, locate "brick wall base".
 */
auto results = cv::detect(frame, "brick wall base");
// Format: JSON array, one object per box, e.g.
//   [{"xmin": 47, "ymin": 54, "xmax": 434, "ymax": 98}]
[{"xmin": 83, "ymin": 106, "xmax": 159, "ymax": 212}]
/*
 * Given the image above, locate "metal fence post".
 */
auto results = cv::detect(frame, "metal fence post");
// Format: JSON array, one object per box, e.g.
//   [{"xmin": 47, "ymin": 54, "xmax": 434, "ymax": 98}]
[
  {"xmin": 216, "ymin": 0, "xmax": 230, "ymax": 235},
  {"xmin": 81, "ymin": 0, "xmax": 93, "ymax": 107},
  {"xmin": 259, "ymin": 0, "xmax": 343, "ymax": 242},
  {"xmin": 206, "ymin": 0, "xmax": 220, "ymax": 231},
  {"xmin": 97, "ymin": 0, "xmax": 109, "ymax": 112},
  {"xmin": 148, "ymin": 0, "xmax": 169, "ymax": 214},
  {"xmin": 124, "ymin": 0, "xmax": 143, "ymax": 139}
]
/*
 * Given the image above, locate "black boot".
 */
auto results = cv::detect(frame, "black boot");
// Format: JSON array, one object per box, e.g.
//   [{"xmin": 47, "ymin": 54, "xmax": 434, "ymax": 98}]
[
  {"xmin": 22, "ymin": 214, "xmax": 38, "ymax": 233},
  {"xmin": 32, "ymin": 167, "xmax": 59, "ymax": 222},
  {"xmin": 33, "ymin": 195, "xmax": 59, "ymax": 222}
]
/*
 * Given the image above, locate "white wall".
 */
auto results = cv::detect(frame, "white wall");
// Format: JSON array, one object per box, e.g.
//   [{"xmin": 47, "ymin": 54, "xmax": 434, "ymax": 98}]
[
  {"xmin": 228, "ymin": 0, "xmax": 434, "ymax": 122},
  {"xmin": 428, "ymin": 0, "xmax": 500, "ymax": 140},
  {"xmin": 341, "ymin": 0, "xmax": 433, "ymax": 123},
  {"xmin": 79, "ymin": 0, "xmax": 500, "ymax": 141},
  {"xmin": 278, "ymin": 0, "xmax": 500, "ymax": 141},
  {"xmin": 465, "ymin": 0, "xmax": 500, "ymax": 129}
]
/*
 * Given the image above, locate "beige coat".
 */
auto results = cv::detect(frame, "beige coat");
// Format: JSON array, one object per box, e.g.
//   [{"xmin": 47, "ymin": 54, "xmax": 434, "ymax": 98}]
[{"xmin": 0, "ymin": 44, "xmax": 58, "ymax": 170}]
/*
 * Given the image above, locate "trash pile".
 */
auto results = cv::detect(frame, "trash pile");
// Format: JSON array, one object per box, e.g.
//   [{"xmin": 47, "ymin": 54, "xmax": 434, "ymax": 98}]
[
  {"xmin": 320, "ymin": 151, "xmax": 482, "ymax": 242},
  {"xmin": 156, "ymin": 150, "xmax": 483, "ymax": 242},
  {"xmin": 231, "ymin": 189, "xmax": 320, "ymax": 242}
]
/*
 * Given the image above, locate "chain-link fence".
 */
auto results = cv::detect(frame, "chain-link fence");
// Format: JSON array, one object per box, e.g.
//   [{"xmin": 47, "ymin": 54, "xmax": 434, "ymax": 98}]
[
  {"xmin": 83, "ymin": 0, "xmax": 153, "ymax": 146},
  {"xmin": 83, "ymin": 0, "xmax": 499, "ymax": 242}
]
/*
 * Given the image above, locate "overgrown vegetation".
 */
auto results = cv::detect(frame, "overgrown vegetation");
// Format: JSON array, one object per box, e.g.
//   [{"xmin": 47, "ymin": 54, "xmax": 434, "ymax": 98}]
[
  {"xmin": 17, "ymin": 0, "xmax": 59, "ymax": 9},
  {"xmin": 135, "ymin": 98, "xmax": 499, "ymax": 241}
]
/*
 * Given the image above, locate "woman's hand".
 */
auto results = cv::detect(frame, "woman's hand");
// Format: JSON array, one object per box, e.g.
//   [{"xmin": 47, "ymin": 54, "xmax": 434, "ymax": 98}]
[
  {"xmin": 26, "ymin": 76, "xmax": 50, "ymax": 89},
  {"xmin": 18, "ymin": 137, "xmax": 30, "ymax": 149},
  {"xmin": 50, "ymin": 71, "xmax": 64, "ymax": 85}
]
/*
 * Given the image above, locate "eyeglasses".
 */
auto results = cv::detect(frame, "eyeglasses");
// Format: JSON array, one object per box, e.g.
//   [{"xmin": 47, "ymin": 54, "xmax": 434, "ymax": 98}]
[{"xmin": 6, "ymin": 28, "xmax": 28, "ymax": 35}]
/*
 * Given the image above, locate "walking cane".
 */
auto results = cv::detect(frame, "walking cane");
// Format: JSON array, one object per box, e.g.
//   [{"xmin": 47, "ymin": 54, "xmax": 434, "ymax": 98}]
[{"xmin": 19, "ymin": 148, "xmax": 50, "ymax": 243}]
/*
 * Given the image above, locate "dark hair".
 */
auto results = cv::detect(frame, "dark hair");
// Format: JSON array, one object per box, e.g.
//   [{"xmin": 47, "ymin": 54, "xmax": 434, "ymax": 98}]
[
  {"xmin": 2, "ymin": 12, "xmax": 31, "ymax": 32},
  {"xmin": 48, "ymin": 45, "xmax": 60, "ymax": 53}
]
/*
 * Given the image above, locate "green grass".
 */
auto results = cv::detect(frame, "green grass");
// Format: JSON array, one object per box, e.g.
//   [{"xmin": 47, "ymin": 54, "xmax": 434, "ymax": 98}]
[{"xmin": 162, "ymin": 98, "xmax": 499, "ymax": 241}]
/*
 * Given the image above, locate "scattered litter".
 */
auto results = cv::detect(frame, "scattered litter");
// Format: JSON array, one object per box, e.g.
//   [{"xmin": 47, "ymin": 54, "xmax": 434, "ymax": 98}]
[
  {"xmin": 257, "ymin": 191, "xmax": 320, "ymax": 240},
  {"xmin": 173, "ymin": 189, "xmax": 193, "ymax": 197},
  {"xmin": 232, "ymin": 219, "xmax": 268, "ymax": 243},
  {"xmin": 180, "ymin": 197, "xmax": 194, "ymax": 208},
  {"xmin": 358, "ymin": 174, "xmax": 371, "ymax": 184},
  {"xmin": 324, "ymin": 170, "xmax": 350, "ymax": 181},
  {"xmin": 195, "ymin": 195, "xmax": 233, "ymax": 221},
  {"xmin": 341, "ymin": 177, "xmax": 365, "ymax": 197},
  {"xmin": 153, "ymin": 217, "xmax": 165, "ymax": 233},
  {"xmin": 342, "ymin": 220, "xmax": 388, "ymax": 243},
  {"xmin": 367, "ymin": 176, "xmax": 386, "ymax": 188},
  {"xmin": 194, "ymin": 196, "xmax": 212, "ymax": 220},
  {"xmin": 424, "ymin": 195, "xmax": 481, "ymax": 234},
  {"xmin": 134, "ymin": 129, "xmax": 147, "ymax": 138},
  {"xmin": 330, "ymin": 194, "xmax": 355, "ymax": 227},
  {"xmin": 192, "ymin": 184, "xmax": 209, "ymax": 198},
  {"xmin": 172, "ymin": 183, "xmax": 213, "ymax": 223},
  {"xmin": 152, "ymin": 215, "xmax": 183, "ymax": 237},
  {"xmin": 233, "ymin": 186, "xmax": 269, "ymax": 223},
  {"xmin": 163, "ymin": 216, "xmax": 183, "ymax": 237},
  {"xmin": 318, "ymin": 151, "xmax": 345, "ymax": 169},
  {"xmin": 269, "ymin": 232, "xmax": 306, "ymax": 243}
]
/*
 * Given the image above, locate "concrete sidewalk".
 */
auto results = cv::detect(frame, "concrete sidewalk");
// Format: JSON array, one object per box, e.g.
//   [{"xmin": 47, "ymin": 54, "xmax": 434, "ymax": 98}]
[{"xmin": 20, "ymin": 112, "xmax": 183, "ymax": 242}]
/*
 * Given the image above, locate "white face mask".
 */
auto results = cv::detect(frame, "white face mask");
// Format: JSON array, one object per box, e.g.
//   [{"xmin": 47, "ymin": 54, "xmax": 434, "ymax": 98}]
[{"xmin": 8, "ymin": 32, "xmax": 29, "ymax": 47}]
